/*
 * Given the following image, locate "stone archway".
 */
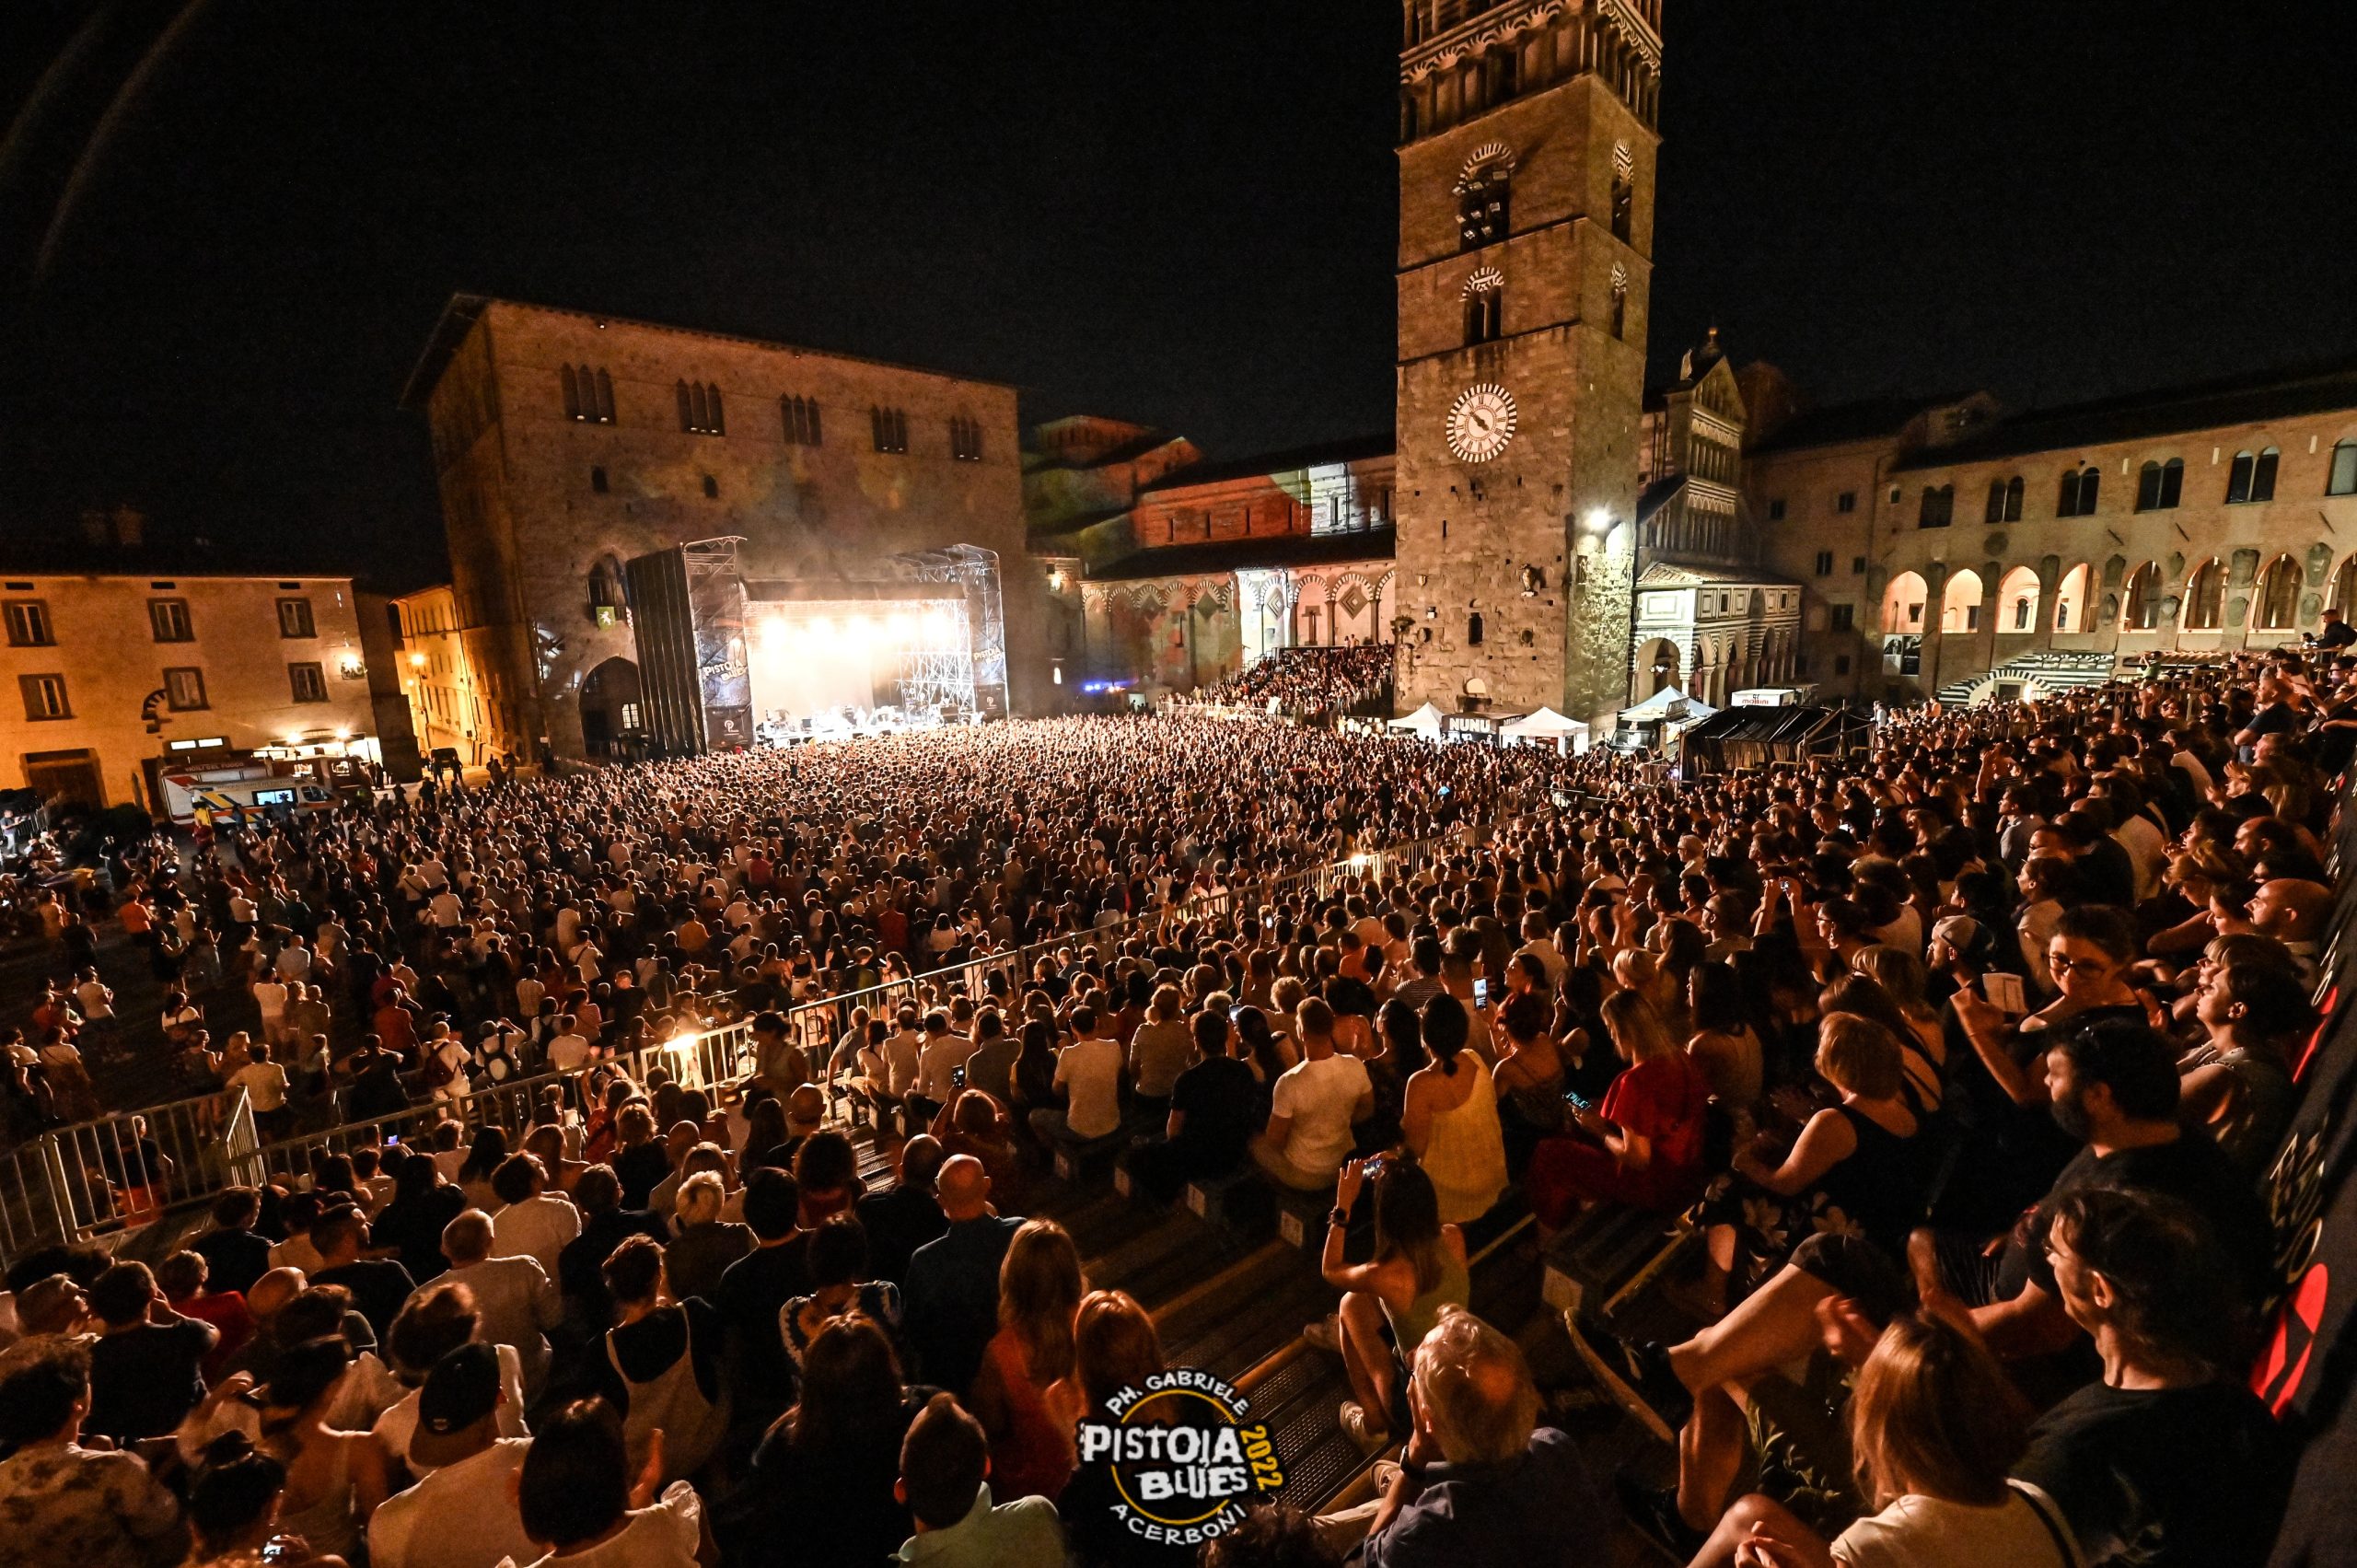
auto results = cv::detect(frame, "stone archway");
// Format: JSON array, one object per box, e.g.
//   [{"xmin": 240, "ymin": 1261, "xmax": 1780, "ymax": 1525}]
[{"xmin": 579, "ymin": 656, "xmax": 642, "ymax": 759}]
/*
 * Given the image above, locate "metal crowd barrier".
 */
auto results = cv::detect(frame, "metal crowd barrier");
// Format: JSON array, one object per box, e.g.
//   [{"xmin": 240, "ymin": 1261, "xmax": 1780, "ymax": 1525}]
[{"xmin": 0, "ymin": 826, "xmax": 1471, "ymax": 1270}]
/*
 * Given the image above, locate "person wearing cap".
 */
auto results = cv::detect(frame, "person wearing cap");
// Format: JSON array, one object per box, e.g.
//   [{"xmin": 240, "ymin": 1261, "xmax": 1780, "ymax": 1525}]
[{"xmin": 366, "ymin": 1343, "xmax": 535, "ymax": 1568}]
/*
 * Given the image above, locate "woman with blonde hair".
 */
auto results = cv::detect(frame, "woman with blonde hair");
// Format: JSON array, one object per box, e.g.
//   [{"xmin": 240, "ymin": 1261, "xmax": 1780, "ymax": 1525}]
[
  {"xmin": 969, "ymin": 1218, "xmax": 1086, "ymax": 1501},
  {"xmin": 1687, "ymin": 1311, "xmax": 2073, "ymax": 1566},
  {"xmin": 1059, "ymin": 1290, "xmax": 1192, "ymax": 1567},
  {"xmin": 1525, "ymin": 991, "xmax": 1712, "ymax": 1233}
]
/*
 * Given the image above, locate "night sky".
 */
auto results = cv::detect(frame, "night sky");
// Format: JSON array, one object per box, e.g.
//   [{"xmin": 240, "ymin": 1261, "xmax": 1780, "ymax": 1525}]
[{"xmin": 3, "ymin": 0, "xmax": 2351, "ymax": 588}]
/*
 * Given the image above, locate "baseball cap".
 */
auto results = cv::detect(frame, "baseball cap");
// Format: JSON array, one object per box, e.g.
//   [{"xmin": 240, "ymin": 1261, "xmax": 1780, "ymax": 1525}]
[{"xmin": 407, "ymin": 1342, "xmax": 501, "ymax": 1469}]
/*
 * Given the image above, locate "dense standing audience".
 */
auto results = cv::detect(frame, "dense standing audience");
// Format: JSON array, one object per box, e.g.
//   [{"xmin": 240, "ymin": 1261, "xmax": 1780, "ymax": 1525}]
[{"xmin": 0, "ymin": 647, "xmax": 2347, "ymax": 1564}]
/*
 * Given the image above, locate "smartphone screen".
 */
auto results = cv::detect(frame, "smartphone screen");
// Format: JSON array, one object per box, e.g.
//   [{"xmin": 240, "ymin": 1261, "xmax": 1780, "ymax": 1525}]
[{"xmin": 1472, "ymin": 978, "xmax": 1490, "ymax": 1009}]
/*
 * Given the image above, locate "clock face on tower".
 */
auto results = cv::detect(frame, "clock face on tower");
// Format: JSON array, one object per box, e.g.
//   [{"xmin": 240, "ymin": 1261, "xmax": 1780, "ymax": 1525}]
[{"xmin": 1446, "ymin": 383, "xmax": 1517, "ymax": 463}]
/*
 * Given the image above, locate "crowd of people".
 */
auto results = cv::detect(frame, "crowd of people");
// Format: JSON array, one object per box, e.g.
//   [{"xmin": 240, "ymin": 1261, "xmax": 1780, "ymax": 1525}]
[
  {"xmin": 1187, "ymin": 646, "xmax": 1396, "ymax": 725},
  {"xmin": 0, "ymin": 645, "xmax": 2345, "ymax": 1566}
]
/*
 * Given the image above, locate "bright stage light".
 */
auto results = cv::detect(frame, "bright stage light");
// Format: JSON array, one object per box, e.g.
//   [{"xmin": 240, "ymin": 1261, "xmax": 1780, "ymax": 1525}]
[{"xmin": 888, "ymin": 612, "xmax": 914, "ymax": 642}]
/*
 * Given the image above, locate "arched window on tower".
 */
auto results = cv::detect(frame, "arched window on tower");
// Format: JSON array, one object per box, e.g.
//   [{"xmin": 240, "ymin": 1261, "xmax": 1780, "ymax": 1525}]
[
  {"xmin": 1461, "ymin": 267, "xmax": 1504, "ymax": 345},
  {"xmin": 561, "ymin": 365, "xmax": 581, "ymax": 420},
  {"xmin": 1610, "ymin": 141, "xmax": 1634, "ymax": 243},
  {"xmin": 2225, "ymin": 447, "xmax": 2280, "ymax": 505},
  {"xmin": 1609, "ymin": 264, "xmax": 1629, "ymax": 341},
  {"xmin": 1467, "ymin": 611, "xmax": 1484, "ymax": 646},
  {"xmin": 1456, "ymin": 146, "xmax": 1513, "ymax": 250}
]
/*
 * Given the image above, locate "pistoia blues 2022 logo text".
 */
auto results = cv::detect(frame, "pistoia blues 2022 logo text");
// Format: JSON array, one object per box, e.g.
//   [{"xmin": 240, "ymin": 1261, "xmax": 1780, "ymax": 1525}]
[{"xmin": 1075, "ymin": 1367, "xmax": 1285, "ymax": 1548}]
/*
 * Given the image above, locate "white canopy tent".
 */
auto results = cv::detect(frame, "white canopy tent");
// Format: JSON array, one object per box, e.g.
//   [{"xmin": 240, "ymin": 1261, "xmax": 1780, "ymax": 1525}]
[
  {"xmin": 1620, "ymin": 685, "xmax": 1715, "ymax": 722},
  {"xmin": 1387, "ymin": 702, "xmax": 1448, "ymax": 737},
  {"xmin": 1503, "ymin": 705, "xmax": 1591, "ymax": 753}
]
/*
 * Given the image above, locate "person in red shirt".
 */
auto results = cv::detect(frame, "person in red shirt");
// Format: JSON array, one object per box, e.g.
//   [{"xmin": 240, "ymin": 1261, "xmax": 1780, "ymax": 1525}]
[
  {"xmin": 1525, "ymin": 992, "xmax": 1710, "ymax": 1232},
  {"xmin": 373, "ymin": 983, "xmax": 420, "ymax": 1062},
  {"xmin": 157, "ymin": 1248, "xmax": 256, "ymax": 1384}
]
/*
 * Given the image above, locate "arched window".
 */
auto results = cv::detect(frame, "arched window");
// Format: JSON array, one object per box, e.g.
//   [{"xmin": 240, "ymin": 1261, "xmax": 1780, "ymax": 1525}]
[
  {"xmin": 1610, "ymin": 141, "xmax": 1634, "ymax": 242},
  {"xmin": 2183, "ymin": 558, "xmax": 2225, "ymax": 631},
  {"xmin": 587, "ymin": 560, "xmax": 622, "ymax": 612},
  {"xmin": 2053, "ymin": 563, "xmax": 2089, "ymax": 633},
  {"xmin": 1461, "ymin": 269, "xmax": 1504, "ymax": 345},
  {"xmin": 1881, "ymin": 571, "xmax": 1928, "ymax": 631},
  {"xmin": 1917, "ymin": 484, "xmax": 1954, "ymax": 528},
  {"xmin": 2226, "ymin": 447, "xmax": 2280, "ymax": 505},
  {"xmin": 1608, "ymin": 264, "xmax": 1628, "ymax": 340},
  {"xmin": 561, "ymin": 365, "xmax": 581, "ymax": 420},
  {"xmin": 1456, "ymin": 150, "xmax": 1512, "ymax": 250},
  {"xmin": 1998, "ymin": 566, "xmax": 2040, "ymax": 632},
  {"xmin": 948, "ymin": 415, "xmax": 983, "ymax": 461},
  {"xmin": 2331, "ymin": 440, "xmax": 2357, "ymax": 496},
  {"xmin": 2331, "ymin": 555, "xmax": 2357, "ymax": 613},
  {"xmin": 2057, "ymin": 466, "xmax": 2099, "ymax": 517},
  {"xmin": 1467, "ymin": 611, "xmax": 1484, "ymax": 646},
  {"xmin": 2121, "ymin": 563, "xmax": 2163, "ymax": 630},
  {"xmin": 1984, "ymin": 476, "xmax": 2024, "ymax": 523},
  {"xmin": 1940, "ymin": 568, "xmax": 1983, "ymax": 633},
  {"xmin": 2134, "ymin": 458, "xmax": 2184, "ymax": 511},
  {"xmin": 2256, "ymin": 554, "xmax": 2303, "ymax": 630},
  {"xmin": 594, "ymin": 369, "xmax": 614, "ymax": 423},
  {"xmin": 702, "ymin": 474, "xmax": 719, "ymax": 499},
  {"xmin": 781, "ymin": 394, "xmax": 821, "ymax": 446},
  {"xmin": 679, "ymin": 381, "xmax": 722, "ymax": 435},
  {"xmin": 870, "ymin": 406, "xmax": 909, "ymax": 454}
]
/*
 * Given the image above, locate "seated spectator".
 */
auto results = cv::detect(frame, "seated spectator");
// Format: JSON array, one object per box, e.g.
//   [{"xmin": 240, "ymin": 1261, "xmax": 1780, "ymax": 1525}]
[
  {"xmin": 157, "ymin": 1249, "xmax": 257, "ymax": 1383},
  {"xmin": 1307, "ymin": 1156, "xmax": 1467, "ymax": 1452},
  {"xmin": 856, "ymin": 1134, "xmax": 950, "ymax": 1285},
  {"xmin": 894, "ymin": 1392, "xmax": 1066, "ymax": 1565},
  {"xmin": 714, "ymin": 1168, "xmax": 811, "ymax": 1431},
  {"xmin": 556, "ymin": 1165, "xmax": 667, "ymax": 1331},
  {"xmin": 1689, "ymin": 1013, "xmax": 1927, "ymax": 1317},
  {"xmin": 184, "ymin": 1431, "xmax": 341, "ymax": 1568},
  {"xmin": 366, "ymin": 1344, "xmax": 534, "ymax": 1568},
  {"xmin": 489, "ymin": 1154, "xmax": 581, "ymax": 1276},
  {"xmin": 1679, "ymin": 1311, "xmax": 2073, "ymax": 1567},
  {"xmin": 372, "ymin": 1281, "xmax": 528, "ymax": 1474},
  {"xmin": 935, "ymin": 1090, "xmax": 1028, "ymax": 1208},
  {"xmin": 1029, "ymin": 1004, "xmax": 1125, "ymax": 1149},
  {"xmin": 1252, "ymin": 999, "xmax": 1375, "ymax": 1191},
  {"xmin": 1355, "ymin": 1307, "xmax": 1605, "ymax": 1568},
  {"xmin": 1525, "ymin": 993, "xmax": 1710, "ymax": 1233},
  {"xmin": 593, "ymin": 1236, "xmax": 729, "ymax": 1486},
  {"xmin": 193, "ymin": 1187, "xmax": 275, "ymax": 1298},
  {"xmin": 2014, "ymin": 1187, "xmax": 2290, "ymax": 1567},
  {"xmin": 309, "ymin": 1208, "xmax": 416, "ymax": 1346},
  {"xmin": 793, "ymin": 1131, "xmax": 861, "ymax": 1229},
  {"xmin": 372, "ymin": 1155, "xmax": 467, "ymax": 1286},
  {"xmin": 248, "ymin": 1336, "xmax": 391, "ymax": 1563},
  {"xmin": 85, "ymin": 1260, "xmax": 217, "ymax": 1443},
  {"xmin": 1127, "ymin": 985, "xmax": 1194, "ymax": 1121},
  {"xmin": 903, "ymin": 1156, "xmax": 1024, "ymax": 1399},
  {"xmin": 1399, "ymin": 995, "xmax": 1508, "ymax": 1225},
  {"xmin": 726, "ymin": 1315, "xmax": 929, "ymax": 1568},
  {"xmin": 969, "ymin": 1218, "xmax": 1086, "ymax": 1503},
  {"xmin": 435, "ymin": 1208, "xmax": 560, "ymax": 1398},
  {"xmin": 2177, "ymin": 961, "xmax": 2308, "ymax": 1177},
  {"xmin": 0, "ymin": 1337, "xmax": 187, "ymax": 1568},
  {"xmin": 1056, "ymin": 1289, "xmax": 1187, "ymax": 1568},
  {"xmin": 664, "ymin": 1173, "xmax": 754, "ymax": 1304},
  {"xmin": 1202, "ymin": 1505, "xmax": 1342, "ymax": 1568},
  {"xmin": 1130, "ymin": 1007, "xmax": 1259, "ymax": 1205},
  {"xmin": 514, "ymin": 1400, "xmax": 702, "ymax": 1568},
  {"xmin": 782, "ymin": 1214, "xmax": 905, "ymax": 1366}
]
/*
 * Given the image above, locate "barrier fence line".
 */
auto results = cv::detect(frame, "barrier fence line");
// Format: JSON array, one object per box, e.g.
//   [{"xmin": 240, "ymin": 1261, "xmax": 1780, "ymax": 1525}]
[{"xmin": 0, "ymin": 825, "xmax": 1471, "ymax": 1270}]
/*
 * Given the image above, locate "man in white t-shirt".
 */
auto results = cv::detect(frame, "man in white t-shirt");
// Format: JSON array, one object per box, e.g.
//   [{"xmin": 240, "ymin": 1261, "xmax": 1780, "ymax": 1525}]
[
  {"xmin": 251, "ymin": 974, "xmax": 288, "ymax": 1045},
  {"xmin": 881, "ymin": 1009, "xmax": 926, "ymax": 1102},
  {"xmin": 1029, "ymin": 1004, "xmax": 1124, "ymax": 1144},
  {"xmin": 233, "ymin": 1042, "xmax": 294, "ymax": 1139},
  {"xmin": 545, "ymin": 1019, "xmax": 592, "ymax": 1073},
  {"xmin": 366, "ymin": 1343, "xmax": 537, "ymax": 1568},
  {"xmin": 1253, "ymin": 998, "xmax": 1372, "ymax": 1190}
]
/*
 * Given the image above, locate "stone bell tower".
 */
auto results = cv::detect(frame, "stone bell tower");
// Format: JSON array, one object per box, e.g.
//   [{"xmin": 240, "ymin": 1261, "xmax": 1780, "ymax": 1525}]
[{"xmin": 1391, "ymin": 0, "xmax": 1662, "ymax": 724}]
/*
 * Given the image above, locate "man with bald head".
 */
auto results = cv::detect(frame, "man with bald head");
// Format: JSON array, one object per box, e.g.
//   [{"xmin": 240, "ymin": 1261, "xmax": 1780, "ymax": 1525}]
[
  {"xmin": 1354, "ymin": 1307, "xmax": 1606, "ymax": 1567},
  {"xmin": 900, "ymin": 1154, "xmax": 1021, "ymax": 1398},
  {"xmin": 429, "ymin": 1209, "xmax": 559, "ymax": 1394}
]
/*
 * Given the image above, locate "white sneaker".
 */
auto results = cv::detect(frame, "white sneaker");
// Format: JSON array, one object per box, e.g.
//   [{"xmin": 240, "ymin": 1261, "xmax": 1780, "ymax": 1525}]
[
  {"xmin": 1340, "ymin": 1400, "xmax": 1390, "ymax": 1453},
  {"xmin": 1301, "ymin": 1312, "xmax": 1341, "ymax": 1353}
]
